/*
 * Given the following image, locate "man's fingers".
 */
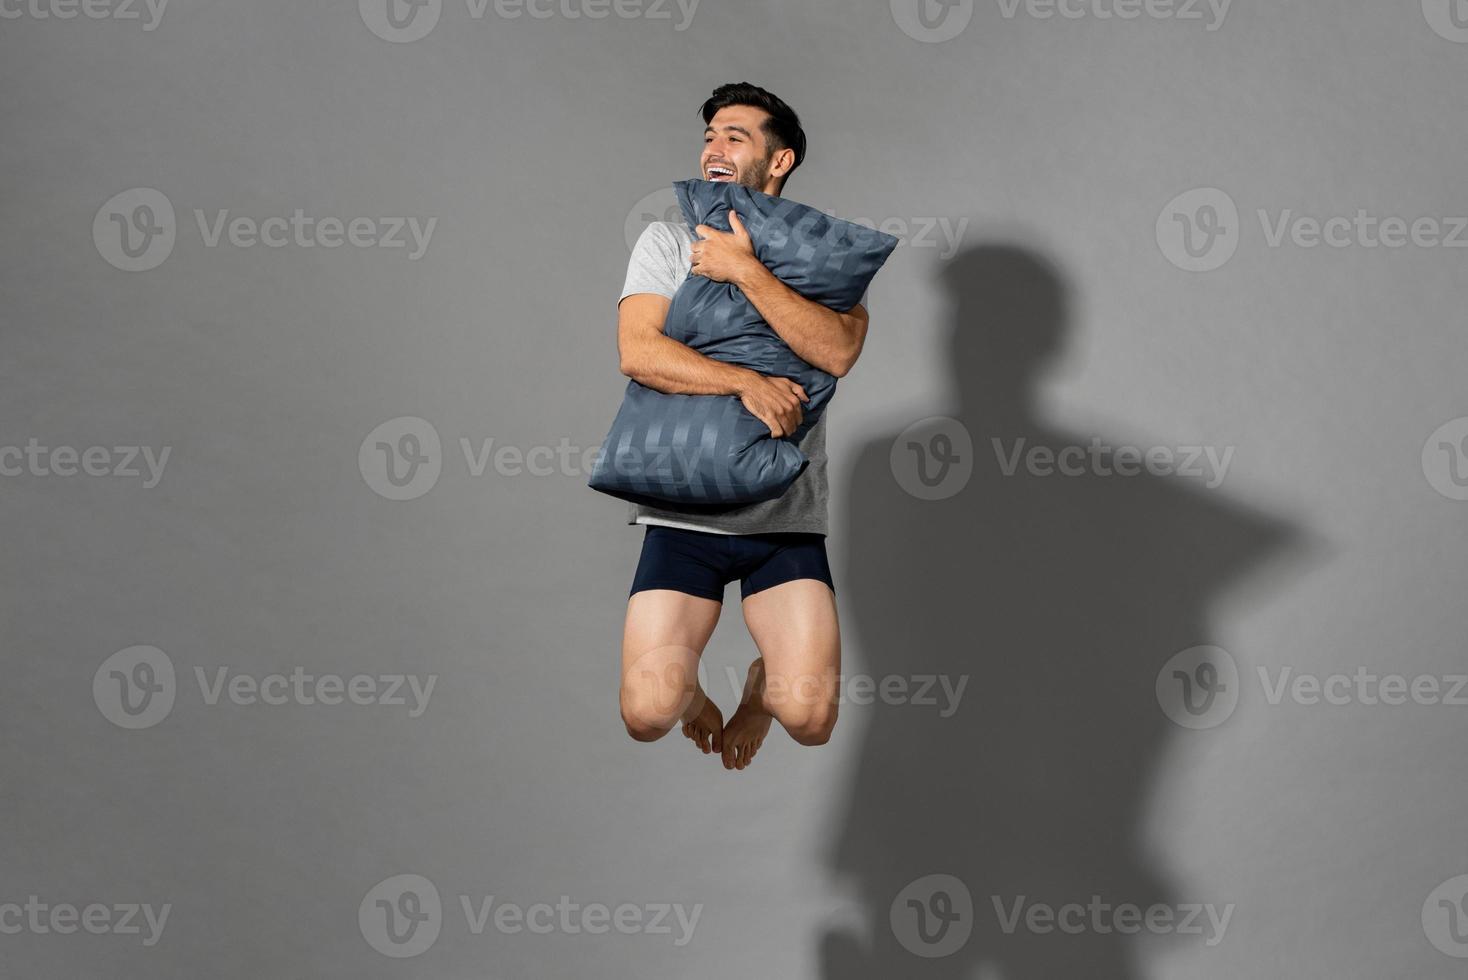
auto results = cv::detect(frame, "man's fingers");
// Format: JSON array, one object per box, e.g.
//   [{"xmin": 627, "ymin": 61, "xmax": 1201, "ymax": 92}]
[{"xmin": 777, "ymin": 378, "xmax": 809, "ymax": 402}]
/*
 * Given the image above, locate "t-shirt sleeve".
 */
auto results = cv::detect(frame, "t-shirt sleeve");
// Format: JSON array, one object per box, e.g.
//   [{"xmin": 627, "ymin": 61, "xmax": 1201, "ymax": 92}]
[{"xmin": 620, "ymin": 222, "xmax": 684, "ymax": 303}]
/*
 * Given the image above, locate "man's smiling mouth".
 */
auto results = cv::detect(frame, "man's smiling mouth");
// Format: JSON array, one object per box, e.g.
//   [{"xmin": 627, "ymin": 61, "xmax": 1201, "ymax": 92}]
[{"xmin": 706, "ymin": 165, "xmax": 735, "ymax": 182}]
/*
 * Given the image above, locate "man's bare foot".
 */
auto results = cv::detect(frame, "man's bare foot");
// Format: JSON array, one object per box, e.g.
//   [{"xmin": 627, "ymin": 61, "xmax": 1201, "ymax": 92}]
[
  {"xmin": 721, "ymin": 657, "xmax": 773, "ymax": 770},
  {"xmin": 680, "ymin": 686, "xmax": 723, "ymax": 755}
]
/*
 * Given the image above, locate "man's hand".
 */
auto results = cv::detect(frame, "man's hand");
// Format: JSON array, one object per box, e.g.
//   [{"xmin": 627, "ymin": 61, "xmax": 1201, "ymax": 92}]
[
  {"xmin": 737, "ymin": 373, "xmax": 809, "ymax": 439},
  {"xmin": 690, "ymin": 210, "xmax": 762, "ymax": 286}
]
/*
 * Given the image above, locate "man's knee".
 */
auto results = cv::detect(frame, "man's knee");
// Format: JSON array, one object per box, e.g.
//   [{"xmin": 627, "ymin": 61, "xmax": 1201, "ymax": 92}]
[
  {"xmin": 620, "ymin": 683, "xmax": 683, "ymax": 742},
  {"xmin": 774, "ymin": 700, "xmax": 837, "ymax": 746},
  {"xmin": 766, "ymin": 670, "xmax": 838, "ymax": 745}
]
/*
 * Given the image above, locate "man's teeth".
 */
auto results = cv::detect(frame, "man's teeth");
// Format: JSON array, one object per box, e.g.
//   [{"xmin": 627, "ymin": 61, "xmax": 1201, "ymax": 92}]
[{"xmin": 708, "ymin": 167, "xmax": 734, "ymax": 178}]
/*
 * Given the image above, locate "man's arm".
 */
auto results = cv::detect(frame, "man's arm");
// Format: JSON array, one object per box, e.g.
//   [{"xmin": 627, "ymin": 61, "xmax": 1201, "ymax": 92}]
[
  {"xmin": 734, "ymin": 266, "xmax": 868, "ymax": 379},
  {"xmin": 617, "ymin": 292, "xmax": 811, "ymax": 439},
  {"xmin": 617, "ymin": 293, "xmax": 756, "ymax": 396},
  {"xmin": 689, "ymin": 211, "xmax": 869, "ymax": 378}
]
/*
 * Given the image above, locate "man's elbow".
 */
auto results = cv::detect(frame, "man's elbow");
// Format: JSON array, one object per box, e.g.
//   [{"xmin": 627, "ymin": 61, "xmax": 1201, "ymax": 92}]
[
  {"xmin": 829, "ymin": 341, "xmax": 862, "ymax": 378},
  {"xmin": 829, "ymin": 315, "xmax": 867, "ymax": 378},
  {"xmin": 617, "ymin": 341, "xmax": 643, "ymax": 379}
]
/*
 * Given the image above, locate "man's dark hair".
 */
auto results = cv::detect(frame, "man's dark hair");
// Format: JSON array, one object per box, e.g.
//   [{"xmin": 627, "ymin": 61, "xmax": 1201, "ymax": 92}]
[{"xmin": 699, "ymin": 82, "xmax": 806, "ymax": 189}]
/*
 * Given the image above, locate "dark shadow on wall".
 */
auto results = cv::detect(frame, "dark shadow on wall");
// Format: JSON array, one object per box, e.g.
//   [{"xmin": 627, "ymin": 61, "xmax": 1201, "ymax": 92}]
[{"xmin": 819, "ymin": 244, "xmax": 1307, "ymax": 979}]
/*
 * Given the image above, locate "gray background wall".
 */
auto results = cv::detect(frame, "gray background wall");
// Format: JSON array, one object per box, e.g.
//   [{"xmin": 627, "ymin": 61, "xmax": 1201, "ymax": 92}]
[{"xmin": 4, "ymin": 1, "xmax": 1467, "ymax": 977}]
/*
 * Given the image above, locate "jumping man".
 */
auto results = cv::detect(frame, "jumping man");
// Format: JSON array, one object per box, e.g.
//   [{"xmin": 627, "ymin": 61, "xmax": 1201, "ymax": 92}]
[{"xmin": 616, "ymin": 83, "xmax": 873, "ymax": 770}]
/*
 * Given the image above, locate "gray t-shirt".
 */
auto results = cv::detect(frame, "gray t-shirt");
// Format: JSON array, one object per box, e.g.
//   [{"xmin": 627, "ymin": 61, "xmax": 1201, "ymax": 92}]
[{"xmin": 617, "ymin": 220, "xmax": 860, "ymax": 537}]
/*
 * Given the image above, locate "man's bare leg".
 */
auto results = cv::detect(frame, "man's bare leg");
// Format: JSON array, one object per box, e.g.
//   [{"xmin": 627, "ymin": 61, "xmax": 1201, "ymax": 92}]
[
  {"xmin": 621, "ymin": 588, "xmax": 725, "ymax": 753},
  {"xmin": 723, "ymin": 578, "xmax": 841, "ymax": 769}
]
